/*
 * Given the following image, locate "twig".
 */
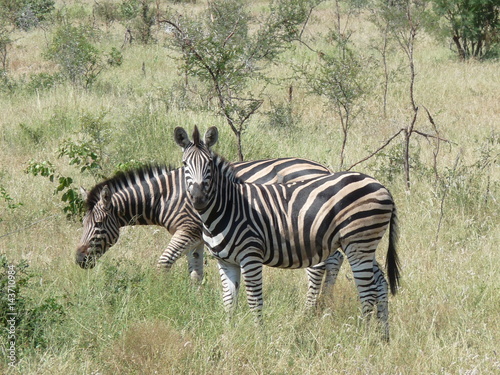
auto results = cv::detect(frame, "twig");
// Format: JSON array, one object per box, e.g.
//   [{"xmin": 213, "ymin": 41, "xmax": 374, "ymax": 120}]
[
  {"xmin": 347, "ymin": 129, "xmax": 404, "ymax": 171},
  {"xmin": 413, "ymin": 130, "xmax": 453, "ymax": 144}
]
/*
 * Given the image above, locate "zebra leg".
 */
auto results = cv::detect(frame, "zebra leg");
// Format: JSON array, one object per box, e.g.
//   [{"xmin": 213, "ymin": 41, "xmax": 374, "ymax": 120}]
[
  {"xmin": 186, "ymin": 244, "xmax": 204, "ymax": 282},
  {"xmin": 373, "ymin": 260, "xmax": 390, "ymax": 341},
  {"xmin": 217, "ymin": 260, "xmax": 241, "ymax": 317},
  {"xmin": 324, "ymin": 250, "xmax": 344, "ymax": 289},
  {"xmin": 305, "ymin": 265, "xmax": 326, "ymax": 309},
  {"xmin": 157, "ymin": 230, "xmax": 204, "ymax": 282},
  {"xmin": 345, "ymin": 247, "xmax": 378, "ymax": 322},
  {"xmin": 240, "ymin": 258, "xmax": 264, "ymax": 323}
]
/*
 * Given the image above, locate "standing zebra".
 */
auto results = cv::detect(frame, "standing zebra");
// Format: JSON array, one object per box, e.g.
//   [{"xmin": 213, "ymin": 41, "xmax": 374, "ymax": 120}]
[
  {"xmin": 76, "ymin": 158, "xmax": 344, "ymax": 303},
  {"xmin": 174, "ymin": 126, "xmax": 401, "ymax": 339}
]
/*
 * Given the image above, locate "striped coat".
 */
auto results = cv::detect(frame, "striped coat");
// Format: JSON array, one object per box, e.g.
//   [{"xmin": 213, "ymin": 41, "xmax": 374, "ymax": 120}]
[
  {"xmin": 76, "ymin": 159, "xmax": 344, "ymax": 305},
  {"xmin": 175, "ymin": 126, "xmax": 400, "ymax": 339}
]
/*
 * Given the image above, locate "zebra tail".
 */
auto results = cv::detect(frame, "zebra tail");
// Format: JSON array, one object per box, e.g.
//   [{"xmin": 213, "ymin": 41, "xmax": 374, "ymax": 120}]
[{"xmin": 386, "ymin": 206, "xmax": 401, "ymax": 296}]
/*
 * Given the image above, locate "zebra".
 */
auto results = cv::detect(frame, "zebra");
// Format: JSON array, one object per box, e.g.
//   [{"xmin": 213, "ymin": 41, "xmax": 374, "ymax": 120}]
[
  {"xmin": 76, "ymin": 159, "xmax": 345, "ymax": 304},
  {"xmin": 174, "ymin": 126, "xmax": 401, "ymax": 339}
]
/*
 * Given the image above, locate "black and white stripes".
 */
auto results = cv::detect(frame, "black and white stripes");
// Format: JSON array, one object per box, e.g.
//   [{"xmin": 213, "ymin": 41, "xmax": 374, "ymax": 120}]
[
  {"xmin": 175, "ymin": 126, "xmax": 400, "ymax": 339},
  {"xmin": 76, "ymin": 157, "xmax": 344, "ymax": 296}
]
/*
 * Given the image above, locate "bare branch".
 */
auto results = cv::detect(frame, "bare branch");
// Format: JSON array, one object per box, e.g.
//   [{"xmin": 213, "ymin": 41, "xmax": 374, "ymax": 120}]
[{"xmin": 347, "ymin": 129, "xmax": 404, "ymax": 171}]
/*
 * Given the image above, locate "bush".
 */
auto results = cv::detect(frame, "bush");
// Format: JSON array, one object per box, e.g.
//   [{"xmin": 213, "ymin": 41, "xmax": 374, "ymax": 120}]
[
  {"xmin": 0, "ymin": 0, "xmax": 55, "ymax": 30},
  {"xmin": 0, "ymin": 186, "xmax": 23, "ymax": 224},
  {"xmin": 45, "ymin": 24, "xmax": 103, "ymax": 88},
  {"xmin": 429, "ymin": 0, "xmax": 500, "ymax": 60},
  {"xmin": 25, "ymin": 72, "xmax": 62, "ymax": 92},
  {"xmin": 0, "ymin": 255, "xmax": 66, "ymax": 357},
  {"xmin": 264, "ymin": 100, "xmax": 299, "ymax": 129}
]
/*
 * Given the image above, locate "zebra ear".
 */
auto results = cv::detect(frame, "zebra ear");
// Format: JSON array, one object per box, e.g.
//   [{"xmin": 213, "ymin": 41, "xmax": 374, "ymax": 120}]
[
  {"xmin": 100, "ymin": 185, "xmax": 112, "ymax": 209},
  {"xmin": 79, "ymin": 187, "xmax": 88, "ymax": 202},
  {"xmin": 174, "ymin": 127, "xmax": 191, "ymax": 149},
  {"xmin": 204, "ymin": 127, "xmax": 218, "ymax": 149}
]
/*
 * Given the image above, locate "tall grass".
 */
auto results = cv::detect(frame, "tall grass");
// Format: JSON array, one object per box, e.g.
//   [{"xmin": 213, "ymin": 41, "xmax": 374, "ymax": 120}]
[{"xmin": 1, "ymin": 1, "xmax": 499, "ymax": 374}]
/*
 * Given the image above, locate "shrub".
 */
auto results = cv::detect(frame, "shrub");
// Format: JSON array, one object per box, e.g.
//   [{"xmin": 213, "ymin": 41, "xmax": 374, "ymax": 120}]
[
  {"xmin": 45, "ymin": 24, "xmax": 103, "ymax": 88},
  {"xmin": 0, "ymin": 0, "xmax": 55, "ymax": 30},
  {"xmin": 0, "ymin": 186, "xmax": 23, "ymax": 224},
  {"xmin": 429, "ymin": 0, "xmax": 500, "ymax": 60},
  {"xmin": 0, "ymin": 255, "xmax": 66, "ymax": 357}
]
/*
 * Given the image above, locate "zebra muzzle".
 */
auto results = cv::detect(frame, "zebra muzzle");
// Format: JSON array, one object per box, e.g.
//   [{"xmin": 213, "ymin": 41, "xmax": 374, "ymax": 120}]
[
  {"xmin": 189, "ymin": 183, "xmax": 208, "ymax": 210},
  {"xmin": 75, "ymin": 244, "xmax": 98, "ymax": 269}
]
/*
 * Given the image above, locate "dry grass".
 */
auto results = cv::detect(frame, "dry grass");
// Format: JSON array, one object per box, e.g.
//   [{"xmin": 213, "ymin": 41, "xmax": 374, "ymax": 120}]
[{"xmin": 0, "ymin": 1, "xmax": 499, "ymax": 374}]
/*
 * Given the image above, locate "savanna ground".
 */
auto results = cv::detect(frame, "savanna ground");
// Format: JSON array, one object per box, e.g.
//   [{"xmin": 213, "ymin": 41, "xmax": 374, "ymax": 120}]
[{"xmin": 0, "ymin": 1, "xmax": 499, "ymax": 374}]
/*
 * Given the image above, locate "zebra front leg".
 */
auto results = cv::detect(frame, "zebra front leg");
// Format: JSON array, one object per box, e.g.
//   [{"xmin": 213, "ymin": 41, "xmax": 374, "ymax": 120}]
[
  {"xmin": 217, "ymin": 260, "xmax": 241, "ymax": 319},
  {"xmin": 186, "ymin": 244, "xmax": 205, "ymax": 282},
  {"xmin": 157, "ymin": 230, "xmax": 204, "ymax": 282},
  {"xmin": 240, "ymin": 258, "xmax": 264, "ymax": 324}
]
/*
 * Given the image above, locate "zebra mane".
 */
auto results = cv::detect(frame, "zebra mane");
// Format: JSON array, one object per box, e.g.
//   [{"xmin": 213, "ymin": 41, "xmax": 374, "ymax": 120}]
[
  {"xmin": 85, "ymin": 164, "xmax": 176, "ymax": 210},
  {"xmin": 211, "ymin": 151, "xmax": 241, "ymax": 184}
]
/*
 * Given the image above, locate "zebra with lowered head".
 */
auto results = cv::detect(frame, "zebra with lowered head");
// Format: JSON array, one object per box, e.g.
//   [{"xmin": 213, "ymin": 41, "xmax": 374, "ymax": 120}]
[
  {"xmin": 174, "ymin": 126, "xmax": 401, "ymax": 340},
  {"xmin": 76, "ymin": 158, "xmax": 345, "ymax": 305}
]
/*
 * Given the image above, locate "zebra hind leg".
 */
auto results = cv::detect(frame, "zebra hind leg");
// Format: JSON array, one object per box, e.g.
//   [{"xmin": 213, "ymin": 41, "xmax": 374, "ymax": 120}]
[
  {"xmin": 345, "ymin": 248, "xmax": 380, "ymax": 330},
  {"xmin": 373, "ymin": 261, "xmax": 390, "ymax": 341}
]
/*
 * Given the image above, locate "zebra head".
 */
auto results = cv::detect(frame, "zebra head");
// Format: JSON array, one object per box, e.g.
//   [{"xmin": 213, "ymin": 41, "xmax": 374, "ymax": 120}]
[
  {"xmin": 76, "ymin": 185, "xmax": 119, "ymax": 268},
  {"xmin": 174, "ymin": 126, "xmax": 218, "ymax": 211}
]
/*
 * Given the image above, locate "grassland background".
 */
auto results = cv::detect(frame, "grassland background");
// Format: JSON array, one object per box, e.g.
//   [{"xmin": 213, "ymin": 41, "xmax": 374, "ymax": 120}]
[{"xmin": 0, "ymin": 1, "xmax": 499, "ymax": 374}]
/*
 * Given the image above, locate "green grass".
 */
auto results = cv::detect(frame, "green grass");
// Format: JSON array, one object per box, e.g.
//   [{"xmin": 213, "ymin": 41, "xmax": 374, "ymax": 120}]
[{"xmin": 1, "ymin": 1, "xmax": 499, "ymax": 374}]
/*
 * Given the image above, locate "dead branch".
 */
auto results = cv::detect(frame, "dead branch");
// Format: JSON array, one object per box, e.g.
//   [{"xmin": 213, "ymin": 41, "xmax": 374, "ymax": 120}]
[{"xmin": 347, "ymin": 128, "xmax": 404, "ymax": 171}]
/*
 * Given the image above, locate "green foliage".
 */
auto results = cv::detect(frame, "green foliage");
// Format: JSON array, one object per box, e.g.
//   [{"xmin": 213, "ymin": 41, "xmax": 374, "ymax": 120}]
[
  {"xmin": 0, "ymin": 255, "xmax": 66, "ymax": 356},
  {"xmin": 26, "ymin": 154, "xmax": 86, "ymax": 219},
  {"xmin": 0, "ymin": 0, "xmax": 54, "ymax": 30},
  {"xmin": 300, "ymin": 35, "xmax": 371, "ymax": 168},
  {"xmin": 45, "ymin": 24, "xmax": 103, "ymax": 88},
  {"xmin": 119, "ymin": 0, "xmax": 141, "ymax": 21},
  {"xmin": 438, "ymin": 132, "xmax": 499, "ymax": 214},
  {"xmin": 120, "ymin": 0, "xmax": 156, "ymax": 44},
  {"xmin": 107, "ymin": 47, "xmax": 123, "ymax": 67},
  {"xmin": 93, "ymin": 0, "xmax": 120, "ymax": 27},
  {"xmin": 24, "ymin": 160, "xmax": 56, "ymax": 181},
  {"xmin": 25, "ymin": 72, "xmax": 62, "ymax": 92},
  {"xmin": 165, "ymin": 0, "xmax": 317, "ymax": 159},
  {"xmin": 264, "ymin": 100, "xmax": 299, "ymax": 129},
  {"xmin": 25, "ymin": 159, "xmax": 88, "ymax": 219},
  {"xmin": 114, "ymin": 159, "xmax": 148, "ymax": 174},
  {"xmin": 25, "ymin": 112, "xmax": 110, "ymax": 219},
  {"xmin": 0, "ymin": 24, "xmax": 10, "ymax": 71},
  {"xmin": 0, "ymin": 187, "xmax": 23, "ymax": 211},
  {"xmin": 305, "ymin": 47, "xmax": 368, "ymax": 115},
  {"xmin": 57, "ymin": 140, "xmax": 102, "ymax": 177},
  {"xmin": 0, "ymin": 186, "xmax": 23, "ymax": 223},
  {"xmin": 371, "ymin": 143, "xmax": 427, "ymax": 182},
  {"xmin": 429, "ymin": 0, "xmax": 499, "ymax": 59}
]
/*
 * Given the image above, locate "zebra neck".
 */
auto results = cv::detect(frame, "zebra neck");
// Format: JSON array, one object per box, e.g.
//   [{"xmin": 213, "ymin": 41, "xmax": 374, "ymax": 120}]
[
  {"xmin": 110, "ymin": 168, "xmax": 185, "ymax": 228},
  {"xmin": 200, "ymin": 156, "xmax": 242, "ymax": 223}
]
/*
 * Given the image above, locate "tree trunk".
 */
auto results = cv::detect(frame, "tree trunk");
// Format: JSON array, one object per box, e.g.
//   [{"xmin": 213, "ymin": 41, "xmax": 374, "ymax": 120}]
[{"xmin": 452, "ymin": 35, "xmax": 466, "ymax": 60}]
